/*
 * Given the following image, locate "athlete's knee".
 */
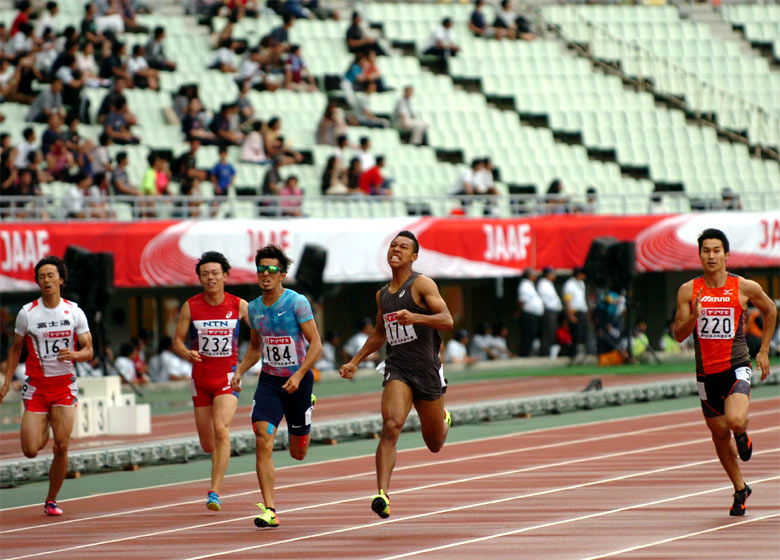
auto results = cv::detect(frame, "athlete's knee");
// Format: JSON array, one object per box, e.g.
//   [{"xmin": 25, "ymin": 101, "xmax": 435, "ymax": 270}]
[
  {"xmin": 213, "ymin": 423, "xmax": 230, "ymax": 443},
  {"xmin": 255, "ymin": 436, "xmax": 274, "ymax": 456},
  {"xmin": 425, "ymin": 439, "xmax": 444, "ymax": 453},
  {"xmin": 289, "ymin": 447, "xmax": 308, "ymax": 461},
  {"xmin": 21, "ymin": 444, "xmax": 39, "ymax": 459},
  {"xmin": 381, "ymin": 418, "xmax": 404, "ymax": 439},
  {"xmin": 51, "ymin": 439, "xmax": 69, "ymax": 457},
  {"xmin": 726, "ymin": 414, "xmax": 748, "ymax": 434}
]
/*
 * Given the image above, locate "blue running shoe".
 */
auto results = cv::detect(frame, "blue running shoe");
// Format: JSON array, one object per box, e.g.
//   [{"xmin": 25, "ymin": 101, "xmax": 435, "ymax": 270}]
[{"xmin": 206, "ymin": 491, "xmax": 222, "ymax": 511}]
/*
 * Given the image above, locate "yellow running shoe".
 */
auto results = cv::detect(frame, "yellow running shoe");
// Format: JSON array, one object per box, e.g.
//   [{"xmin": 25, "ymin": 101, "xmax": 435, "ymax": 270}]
[
  {"xmin": 311, "ymin": 393, "xmax": 317, "ymax": 406},
  {"xmin": 253, "ymin": 503, "xmax": 280, "ymax": 528},
  {"xmin": 371, "ymin": 490, "xmax": 390, "ymax": 519},
  {"xmin": 445, "ymin": 409, "xmax": 451, "ymax": 427}
]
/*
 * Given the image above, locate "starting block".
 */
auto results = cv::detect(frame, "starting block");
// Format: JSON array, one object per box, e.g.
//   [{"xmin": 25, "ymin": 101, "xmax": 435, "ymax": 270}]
[{"xmin": 70, "ymin": 376, "xmax": 149, "ymax": 438}]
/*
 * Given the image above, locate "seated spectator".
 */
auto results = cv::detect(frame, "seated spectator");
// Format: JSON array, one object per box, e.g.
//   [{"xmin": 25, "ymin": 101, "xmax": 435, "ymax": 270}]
[
  {"xmin": 173, "ymin": 140, "xmax": 206, "ymax": 216},
  {"xmin": 316, "ymin": 100, "xmax": 348, "ymax": 146},
  {"xmin": 14, "ymin": 127, "xmax": 36, "ymax": 169},
  {"xmin": 393, "ymin": 85, "xmax": 428, "ymax": 146},
  {"xmin": 145, "ymin": 26, "xmax": 176, "ymax": 71},
  {"xmin": 235, "ymin": 79, "xmax": 255, "ymax": 128},
  {"xmin": 357, "ymin": 136, "xmax": 374, "ymax": 171},
  {"xmin": 141, "ymin": 153, "xmax": 170, "ymax": 197},
  {"xmin": 209, "ymin": 39, "xmax": 239, "ymax": 73},
  {"xmin": 25, "ymin": 78, "xmax": 65, "ymax": 123},
  {"xmin": 90, "ymin": 132, "xmax": 113, "ymax": 175},
  {"xmin": 46, "ymin": 136, "xmax": 75, "ymax": 181},
  {"xmin": 347, "ymin": 80, "xmax": 390, "ymax": 128},
  {"xmin": 210, "ymin": 103, "xmax": 244, "ymax": 146},
  {"xmin": 87, "ymin": 171, "xmax": 113, "ymax": 219},
  {"xmin": 104, "ymin": 94, "xmax": 141, "ymax": 144},
  {"xmin": 182, "ymin": 97, "xmax": 217, "ymax": 144},
  {"xmin": 64, "ymin": 172, "xmax": 92, "ymax": 218},
  {"xmin": 210, "ymin": 147, "xmax": 235, "ymax": 214},
  {"xmin": 150, "ymin": 336, "xmax": 191, "ymax": 382},
  {"xmin": 269, "ymin": 13, "xmax": 294, "ymax": 52},
  {"xmin": 115, "ymin": 0, "xmax": 149, "ymax": 33},
  {"xmin": 359, "ymin": 49, "xmax": 389, "ymax": 92},
  {"xmin": 321, "ymin": 154, "xmax": 348, "ymax": 195},
  {"xmin": 10, "ymin": 1, "xmax": 35, "ymax": 38},
  {"xmin": 358, "ymin": 155, "xmax": 392, "ymax": 196},
  {"xmin": 128, "ymin": 44, "xmax": 159, "ymax": 90},
  {"xmin": 98, "ymin": 41, "xmax": 132, "ymax": 83},
  {"xmin": 55, "ymin": 55, "xmax": 88, "ymax": 120},
  {"xmin": 260, "ymin": 156, "xmax": 284, "ymax": 215},
  {"xmin": 280, "ymin": 174, "xmax": 303, "ymax": 216},
  {"xmin": 720, "ymin": 187, "xmax": 743, "ymax": 211},
  {"xmin": 315, "ymin": 331, "xmax": 340, "ymax": 371},
  {"xmin": 470, "ymin": 0, "xmax": 508, "ymax": 39},
  {"xmin": 452, "ymin": 158, "xmax": 498, "ymax": 210},
  {"xmin": 27, "ymin": 150, "xmax": 54, "ymax": 188},
  {"xmin": 469, "ymin": 323, "xmax": 499, "ymax": 361},
  {"xmin": 97, "ymin": 78, "xmax": 132, "ymax": 125},
  {"xmin": 284, "ymin": 44, "xmax": 316, "ymax": 91},
  {"xmin": 41, "ymin": 113, "xmax": 63, "ymax": 156},
  {"xmin": 342, "ymin": 317, "xmax": 379, "ymax": 368},
  {"xmin": 80, "ymin": 3, "xmax": 106, "ymax": 46},
  {"xmin": 346, "ymin": 11, "xmax": 387, "ymax": 56},
  {"xmin": 263, "ymin": 116, "xmax": 303, "ymax": 163},
  {"xmin": 8, "ymin": 22, "xmax": 35, "ymax": 62},
  {"xmin": 114, "ymin": 341, "xmax": 147, "ymax": 384},
  {"xmin": 225, "ymin": 0, "xmax": 259, "ymax": 20},
  {"xmin": 659, "ymin": 319, "xmax": 684, "ymax": 355},
  {"xmin": 582, "ymin": 186, "xmax": 598, "ymax": 214},
  {"xmin": 35, "ymin": 28, "xmax": 60, "ymax": 77},
  {"xmin": 631, "ymin": 318, "xmax": 650, "ymax": 363},
  {"xmin": 76, "ymin": 41, "xmax": 110, "ymax": 88},
  {"xmin": 35, "ymin": 1, "xmax": 60, "ymax": 39},
  {"xmin": 494, "ymin": 0, "xmax": 536, "ymax": 41},
  {"xmin": 445, "ymin": 329, "xmax": 478, "ymax": 365},
  {"xmin": 544, "ymin": 178, "xmax": 568, "ymax": 214},
  {"xmin": 422, "ymin": 17, "xmax": 459, "ymax": 73},
  {"xmin": 346, "ymin": 156, "xmax": 363, "ymax": 195},
  {"xmin": 488, "ymin": 322, "xmax": 514, "ymax": 360},
  {"xmin": 111, "ymin": 151, "xmax": 140, "ymax": 195},
  {"xmin": 343, "ymin": 52, "xmax": 368, "ymax": 93},
  {"xmin": 648, "ymin": 192, "xmax": 668, "ymax": 214},
  {"xmin": 0, "ymin": 57, "xmax": 28, "ymax": 104},
  {"xmin": 241, "ymin": 121, "xmax": 270, "ymax": 164}
]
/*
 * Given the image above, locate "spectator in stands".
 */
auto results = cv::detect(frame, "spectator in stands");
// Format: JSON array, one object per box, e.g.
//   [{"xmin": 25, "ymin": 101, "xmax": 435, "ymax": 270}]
[
  {"xmin": 631, "ymin": 318, "xmax": 650, "ymax": 363},
  {"xmin": 14, "ymin": 127, "xmax": 36, "ymax": 169},
  {"xmin": 563, "ymin": 266, "xmax": 588, "ymax": 362},
  {"xmin": 226, "ymin": 0, "xmax": 259, "ymax": 20},
  {"xmin": 345, "ymin": 11, "xmax": 386, "ymax": 56},
  {"xmin": 357, "ymin": 136, "xmax": 374, "ymax": 171},
  {"xmin": 343, "ymin": 317, "xmax": 380, "ymax": 368},
  {"xmin": 648, "ymin": 192, "xmax": 668, "ymax": 214},
  {"xmin": 494, "ymin": 0, "xmax": 536, "ymax": 41},
  {"xmin": 210, "ymin": 103, "xmax": 244, "ymax": 146},
  {"xmin": 343, "ymin": 52, "xmax": 368, "ymax": 93},
  {"xmin": 537, "ymin": 266, "xmax": 562, "ymax": 358},
  {"xmin": 90, "ymin": 132, "xmax": 113, "ymax": 175},
  {"xmin": 35, "ymin": 1, "xmax": 60, "ymax": 39},
  {"xmin": 260, "ymin": 156, "xmax": 284, "ymax": 215},
  {"xmin": 280, "ymin": 175, "xmax": 303, "ymax": 216},
  {"xmin": 80, "ymin": 3, "xmax": 104, "ymax": 46},
  {"xmin": 75, "ymin": 41, "xmax": 109, "ymax": 88},
  {"xmin": 114, "ymin": 341, "xmax": 147, "ymax": 384},
  {"xmin": 358, "ymin": 155, "xmax": 392, "ymax": 196},
  {"xmin": 99, "ymin": 41, "xmax": 132, "ymax": 83},
  {"xmin": 64, "ymin": 172, "xmax": 92, "ymax": 218},
  {"xmin": 269, "ymin": 13, "xmax": 295, "ymax": 52},
  {"xmin": 182, "ymin": 97, "xmax": 217, "ymax": 145},
  {"xmin": 346, "ymin": 156, "xmax": 363, "ymax": 195},
  {"xmin": 321, "ymin": 154, "xmax": 348, "ymax": 195},
  {"xmin": 0, "ymin": 58, "xmax": 22, "ymax": 103},
  {"xmin": 469, "ymin": 323, "xmax": 498, "ymax": 361},
  {"xmin": 141, "ymin": 153, "xmax": 170, "ymax": 196},
  {"xmin": 284, "ymin": 44, "xmax": 317, "ymax": 92},
  {"xmin": 46, "ymin": 136, "xmax": 75, "ymax": 181},
  {"xmin": 26, "ymin": 78, "xmax": 65, "ymax": 123},
  {"xmin": 554, "ymin": 316, "xmax": 573, "ymax": 358},
  {"xmin": 393, "ymin": 85, "xmax": 428, "ymax": 146},
  {"xmin": 517, "ymin": 267, "xmax": 543, "ymax": 357},
  {"xmin": 88, "ymin": 171, "xmax": 113, "ymax": 219},
  {"xmin": 241, "ymin": 120, "xmax": 270, "ymax": 164},
  {"xmin": 150, "ymin": 336, "xmax": 191, "ymax": 382},
  {"xmin": 470, "ymin": 0, "xmax": 507, "ymax": 40},
  {"xmin": 173, "ymin": 141, "xmax": 205, "ymax": 216},
  {"xmin": 10, "ymin": 1, "xmax": 34, "ymax": 38},
  {"xmin": 720, "ymin": 187, "xmax": 743, "ymax": 211},
  {"xmin": 210, "ymin": 39, "xmax": 239, "ymax": 73},
  {"xmin": 97, "ymin": 78, "xmax": 130, "ymax": 125},
  {"xmin": 145, "ymin": 26, "xmax": 176, "ymax": 71},
  {"xmin": 594, "ymin": 290, "xmax": 627, "ymax": 366},
  {"xmin": 27, "ymin": 150, "xmax": 53, "ymax": 188},
  {"xmin": 445, "ymin": 329, "xmax": 478, "ymax": 365},
  {"xmin": 544, "ymin": 178, "xmax": 568, "ymax": 214},
  {"xmin": 111, "ymin": 150, "xmax": 140, "ymax": 195},
  {"xmin": 452, "ymin": 158, "xmax": 483, "ymax": 203},
  {"xmin": 128, "ymin": 44, "xmax": 159, "ymax": 90},
  {"xmin": 40, "ymin": 114, "xmax": 62, "ymax": 157},
  {"xmin": 348, "ymin": 80, "xmax": 390, "ymax": 128},
  {"xmin": 489, "ymin": 322, "xmax": 514, "ymax": 360},
  {"xmin": 422, "ymin": 17, "xmax": 460, "ymax": 73},
  {"xmin": 263, "ymin": 116, "xmax": 303, "ymax": 163},
  {"xmin": 115, "ymin": 0, "xmax": 149, "ymax": 33},
  {"xmin": 315, "ymin": 331, "xmax": 340, "ymax": 371},
  {"xmin": 581, "ymin": 186, "xmax": 598, "ymax": 214},
  {"xmin": 104, "ymin": 94, "xmax": 141, "ymax": 144},
  {"xmin": 359, "ymin": 49, "xmax": 389, "ymax": 92},
  {"xmin": 210, "ymin": 146, "xmax": 236, "ymax": 199},
  {"xmin": 316, "ymin": 100, "xmax": 349, "ymax": 146}
]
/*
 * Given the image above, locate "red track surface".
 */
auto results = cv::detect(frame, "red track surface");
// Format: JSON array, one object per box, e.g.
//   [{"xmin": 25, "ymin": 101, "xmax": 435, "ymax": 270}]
[
  {"xmin": 0, "ymin": 373, "xmax": 687, "ymax": 459},
  {"xmin": 2, "ymin": 397, "xmax": 778, "ymax": 560}
]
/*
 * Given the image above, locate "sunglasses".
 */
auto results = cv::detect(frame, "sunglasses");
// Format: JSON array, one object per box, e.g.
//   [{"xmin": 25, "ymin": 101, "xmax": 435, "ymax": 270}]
[{"xmin": 257, "ymin": 265, "xmax": 281, "ymax": 274}]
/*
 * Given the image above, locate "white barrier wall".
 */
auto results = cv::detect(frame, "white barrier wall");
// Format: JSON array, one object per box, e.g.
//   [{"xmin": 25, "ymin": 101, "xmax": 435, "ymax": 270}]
[{"xmin": 73, "ymin": 377, "xmax": 151, "ymax": 438}]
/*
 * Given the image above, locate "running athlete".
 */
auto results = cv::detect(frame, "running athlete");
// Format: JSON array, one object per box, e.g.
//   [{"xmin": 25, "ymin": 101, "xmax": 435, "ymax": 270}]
[
  {"xmin": 231, "ymin": 244, "xmax": 322, "ymax": 528},
  {"xmin": 673, "ymin": 228, "xmax": 776, "ymax": 516},
  {"xmin": 173, "ymin": 251, "xmax": 248, "ymax": 511},
  {"xmin": 0, "ymin": 256, "xmax": 93, "ymax": 516},
  {"xmin": 339, "ymin": 231, "xmax": 454, "ymax": 519}
]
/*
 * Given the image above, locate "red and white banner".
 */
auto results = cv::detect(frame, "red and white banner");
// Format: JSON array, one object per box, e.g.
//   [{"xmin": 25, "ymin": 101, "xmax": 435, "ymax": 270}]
[{"xmin": 2, "ymin": 212, "xmax": 777, "ymax": 292}]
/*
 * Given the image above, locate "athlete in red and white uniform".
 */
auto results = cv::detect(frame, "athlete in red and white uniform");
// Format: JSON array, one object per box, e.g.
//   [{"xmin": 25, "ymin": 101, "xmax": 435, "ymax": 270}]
[
  {"xmin": 673, "ymin": 228, "xmax": 776, "ymax": 517},
  {"xmin": 0, "ymin": 256, "xmax": 93, "ymax": 517},
  {"xmin": 173, "ymin": 251, "xmax": 248, "ymax": 511}
]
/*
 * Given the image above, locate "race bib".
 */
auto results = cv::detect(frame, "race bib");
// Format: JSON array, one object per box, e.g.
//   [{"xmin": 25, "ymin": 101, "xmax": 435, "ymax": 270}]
[
  {"xmin": 697, "ymin": 308, "xmax": 735, "ymax": 340},
  {"xmin": 198, "ymin": 327, "xmax": 233, "ymax": 357},
  {"xmin": 263, "ymin": 336, "xmax": 298, "ymax": 367},
  {"xmin": 39, "ymin": 330, "xmax": 72, "ymax": 359},
  {"xmin": 383, "ymin": 312, "xmax": 418, "ymax": 346},
  {"xmin": 21, "ymin": 381, "xmax": 36, "ymax": 400}
]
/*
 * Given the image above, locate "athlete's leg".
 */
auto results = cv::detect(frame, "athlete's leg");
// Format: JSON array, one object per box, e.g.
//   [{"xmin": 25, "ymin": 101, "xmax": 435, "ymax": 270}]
[
  {"xmin": 194, "ymin": 405, "xmax": 215, "ymax": 453},
  {"xmin": 705, "ymin": 415, "xmax": 745, "ymax": 491},
  {"xmin": 289, "ymin": 433, "xmax": 310, "ymax": 461},
  {"xmin": 724, "ymin": 393, "xmax": 749, "ymax": 435},
  {"xmin": 20, "ymin": 411, "xmax": 50, "ymax": 458},
  {"xmin": 376, "ymin": 380, "xmax": 413, "ymax": 493},
  {"xmin": 209, "ymin": 394, "xmax": 238, "ymax": 494},
  {"xmin": 46, "ymin": 405, "xmax": 76, "ymax": 502},
  {"xmin": 254, "ymin": 421, "xmax": 277, "ymax": 510},
  {"xmin": 414, "ymin": 397, "xmax": 449, "ymax": 453}
]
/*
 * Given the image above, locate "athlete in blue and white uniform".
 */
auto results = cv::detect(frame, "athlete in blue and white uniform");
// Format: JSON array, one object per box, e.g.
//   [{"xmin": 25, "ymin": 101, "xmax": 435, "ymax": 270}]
[{"xmin": 232, "ymin": 244, "xmax": 322, "ymax": 528}]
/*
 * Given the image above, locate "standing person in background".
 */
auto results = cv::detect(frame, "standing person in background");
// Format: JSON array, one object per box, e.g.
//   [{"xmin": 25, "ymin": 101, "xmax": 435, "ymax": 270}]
[
  {"xmin": 339, "ymin": 231, "xmax": 453, "ymax": 519},
  {"xmin": 537, "ymin": 266, "xmax": 562, "ymax": 358},
  {"xmin": 231, "ymin": 245, "xmax": 322, "ymax": 528},
  {"xmin": 517, "ymin": 268, "xmax": 543, "ymax": 356},
  {"xmin": 0, "ymin": 256, "xmax": 93, "ymax": 516},
  {"xmin": 563, "ymin": 266, "xmax": 588, "ymax": 363},
  {"xmin": 173, "ymin": 251, "xmax": 248, "ymax": 512},
  {"xmin": 672, "ymin": 228, "xmax": 776, "ymax": 517}
]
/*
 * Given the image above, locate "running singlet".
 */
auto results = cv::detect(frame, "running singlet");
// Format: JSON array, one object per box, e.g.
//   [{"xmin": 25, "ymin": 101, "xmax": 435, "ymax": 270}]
[
  {"xmin": 15, "ymin": 298, "xmax": 90, "ymax": 379},
  {"xmin": 247, "ymin": 289, "xmax": 313, "ymax": 378},
  {"xmin": 188, "ymin": 292, "xmax": 241, "ymax": 379},
  {"xmin": 692, "ymin": 274, "xmax": 750, "ymax": 375},
  {"xmin": 379, "ymin": 272, "xmax": 441, "ymax": 371}
]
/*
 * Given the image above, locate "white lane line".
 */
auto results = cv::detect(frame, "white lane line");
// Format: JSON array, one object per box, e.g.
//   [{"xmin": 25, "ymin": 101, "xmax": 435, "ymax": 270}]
[
  {"xmin": 5, "ymin": 441, "xmax": 778, "ymax": 560},
  {"xmin": 577, "ymin": 512, "xmax": 780, "ymax": 560},
  {"xmin": 376, "ymin": 476, "xmax": 780, "ymax": 560}
]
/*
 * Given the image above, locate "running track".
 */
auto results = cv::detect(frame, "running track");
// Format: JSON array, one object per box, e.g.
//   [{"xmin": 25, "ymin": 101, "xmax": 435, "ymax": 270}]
[{"xmin": 2, "ymin": 397, "xmax": 778, "ymax": 560}]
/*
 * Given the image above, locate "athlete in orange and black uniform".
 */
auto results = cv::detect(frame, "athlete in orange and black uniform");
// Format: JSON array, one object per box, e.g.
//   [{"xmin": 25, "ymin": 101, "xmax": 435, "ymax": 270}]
[{"xmin": 673, "ymin": 228, "xmax": 776, "ymax": 516}]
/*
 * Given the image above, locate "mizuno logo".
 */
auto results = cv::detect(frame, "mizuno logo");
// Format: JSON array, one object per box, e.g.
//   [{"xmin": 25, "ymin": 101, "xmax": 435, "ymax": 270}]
[{"xmin": 701, "ymin": 296, "xmax": 730, "ymax": 302}]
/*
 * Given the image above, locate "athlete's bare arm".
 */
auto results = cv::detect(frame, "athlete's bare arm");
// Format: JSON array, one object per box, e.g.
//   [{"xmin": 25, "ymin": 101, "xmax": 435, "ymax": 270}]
[
  {"xmin": 58, "ymin": 331, "xmax": 93, "ymax": 363},
  {"xmin": 339, "ymin": 291, "xmax": 387, "ymax": 380},
  {"xmin": 232, "ymin": 329, "xmax": 262, "ymax": 392},
  {"xmin": 173, "ymin": 301, "xmax": 201, "ymax": 363},
  {"xmin": 673, "ymin": 280, "xmax": 701, "ymax": 342},
  {"xmin": 397, "ymin": 275, "xmax": 453, "ymax": 331},
  {"xmin": 0, "ymin": 334, "xmax": 25, "ymax": 403},
  {"xmin": 239, "ymin": 299, "xmax": 250, "ymax": 327},
  {"xmin": 281, "ymin": 319, "xmax": 322, "ymax": 394},
  {"xmin": 740, "ymin": 277, "xmax": 777, "ymax": 381}
]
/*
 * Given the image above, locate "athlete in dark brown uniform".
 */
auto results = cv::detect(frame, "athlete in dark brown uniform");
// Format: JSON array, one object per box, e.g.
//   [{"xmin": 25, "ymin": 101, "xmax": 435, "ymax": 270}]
[
  {"xmin": 673, "ymin": 228, "xmax": 776, "ymax": 516},
  {"xmin": 340, "ymin": 231, "xmax": 454, "ymax": 519}
]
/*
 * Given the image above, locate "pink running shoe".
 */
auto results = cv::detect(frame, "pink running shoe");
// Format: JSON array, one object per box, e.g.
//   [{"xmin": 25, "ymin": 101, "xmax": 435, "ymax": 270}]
[{"xmin": 44, "ymin": 501, "xmax": 63, "ymax": 516}]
